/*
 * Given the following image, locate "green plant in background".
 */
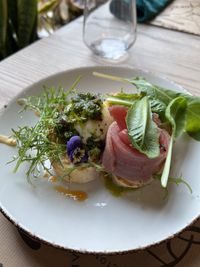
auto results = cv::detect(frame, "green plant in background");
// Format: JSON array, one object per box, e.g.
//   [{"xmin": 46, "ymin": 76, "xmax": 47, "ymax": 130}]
[
  {"xmin": 38, "ymin": 0, "xmax": 68, "ymax": 36},
  {"xmin": 0, "ymin": 0, "xmax": 83, "ymax": 61},
  {"xmin": 37, "ymin": 0, "xmax": 83, "ymax": 37},
  {"xmin": 0, "ymin": 0, "xmax": 38, "ymax": 60}
]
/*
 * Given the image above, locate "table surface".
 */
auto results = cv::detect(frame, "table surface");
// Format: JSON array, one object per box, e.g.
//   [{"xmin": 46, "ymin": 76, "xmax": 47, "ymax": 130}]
[{"xmin": 0, "ymin": 17, "xmax": 200, "ymax": 267}]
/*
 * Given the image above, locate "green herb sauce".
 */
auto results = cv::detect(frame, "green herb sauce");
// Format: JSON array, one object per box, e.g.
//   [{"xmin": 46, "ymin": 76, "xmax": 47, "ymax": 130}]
[
  {"xmin": 103, "ymin": 175, "xmax": 136, "ymax": 197},
  {"xmin": 54, "ymin": 93, "xmax": 103, "ymax": 143},
  {"xmin": 65, "ymin": 93, "xmax": 103, "ymax": 123}
]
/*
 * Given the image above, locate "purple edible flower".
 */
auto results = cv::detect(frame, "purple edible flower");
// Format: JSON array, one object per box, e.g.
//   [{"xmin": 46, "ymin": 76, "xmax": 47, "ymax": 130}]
[
  {"xmin": 67, "ymin": 136, "xmax": 82, "ymax": 156},
  {"xmin": 67, "ymin": 136, "xmax": 88, "ymax": 163}
]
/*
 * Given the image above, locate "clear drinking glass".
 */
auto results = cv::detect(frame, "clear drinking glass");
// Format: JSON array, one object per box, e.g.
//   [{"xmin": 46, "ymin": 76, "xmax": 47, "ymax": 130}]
[{"xmin": 83, "ymin": 0, "xmax": 137, "ymax": 62}]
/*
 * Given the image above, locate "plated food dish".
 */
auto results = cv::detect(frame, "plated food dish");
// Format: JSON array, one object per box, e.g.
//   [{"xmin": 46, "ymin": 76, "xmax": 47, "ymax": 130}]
[
  {"xmin": 0, "ymin": 66, "xmax": 200, "ymax": 253},
  {"xmin": 8, "ymin": 70, "xmax": 199, "ymax": 192}
]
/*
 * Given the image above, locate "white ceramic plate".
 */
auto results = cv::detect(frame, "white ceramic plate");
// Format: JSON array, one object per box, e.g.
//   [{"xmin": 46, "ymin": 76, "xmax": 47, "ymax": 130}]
[{"xmin": 0, "ymin": 66, "xmax": 200, "ymax": 254}]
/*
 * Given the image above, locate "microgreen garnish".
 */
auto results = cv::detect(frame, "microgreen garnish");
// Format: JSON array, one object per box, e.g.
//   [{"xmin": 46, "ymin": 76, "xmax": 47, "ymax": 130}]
[
  {"xmin": 154, "ymin": 174, "xmax": 192, "ymax": 194},
  {"xmin": 12, "ymin": 78, "xmax": 81, "ymax": 182}
]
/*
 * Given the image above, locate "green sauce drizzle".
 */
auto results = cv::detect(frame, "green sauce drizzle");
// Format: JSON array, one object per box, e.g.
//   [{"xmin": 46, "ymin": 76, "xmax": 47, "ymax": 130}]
[{"xmin": 103, "ymin": 175, "xmax": 136, "ymax": 197}]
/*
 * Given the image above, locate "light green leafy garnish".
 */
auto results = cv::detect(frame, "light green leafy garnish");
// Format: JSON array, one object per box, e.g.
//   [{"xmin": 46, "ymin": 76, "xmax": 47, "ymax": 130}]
[
  {"xmin": 106, "ymin": 92, "xmax": 142, "ymax": 107},
  {"xmin": 12, "ymin": 113, "xmax": 65, "ymax": 183},
  {"xmin": 165, "ymin": 97, "xmax": 187, "ymax": 138},
  {"xmin": 126, "ymin": 96, "xmax": 160, "ymax": 158},
  {"xmin": 161, "ymin": 96, "xmax": 187, "ymax": 187},
  {"xmin": 94, "ymin": 72, "xmax": 200, "ymax": 141},
  {"xmin": 128, "ymin": 77, "xmax": 200, "ymax": 141},
  {"xmin": 154, "ymin": 174, "xmax": 192, "ymax": 198},
  {"xmin": 12, "ymin": 78, "xmax": 80, "ymax": 182},
  {"xmin": 149, "ymin": 98, "xmax": 166, "ymax": 120},
  {"xmin": 185, "ymin": 98, "xmax": 200, "ymax": 141},
  {"xmin": 18, "ymin": 83, "xmax": 76, "ymax": 115},
  {"xmin": 168, "ymin": 176, "xmax": 192, "ymax": 194},
  {"xmin": 127, "ymin": 77, "xmax": 182, "ymax": 105}
]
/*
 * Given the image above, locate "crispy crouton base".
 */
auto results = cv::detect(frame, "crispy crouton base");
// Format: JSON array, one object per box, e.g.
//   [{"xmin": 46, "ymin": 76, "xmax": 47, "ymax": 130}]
[
  {"xmin": 52, "ymin": 156, "xmax": 99, "ymax": 183},
  {"xmin": 112, "ymin": 175, "xmax": 152, "ymax": 188}
]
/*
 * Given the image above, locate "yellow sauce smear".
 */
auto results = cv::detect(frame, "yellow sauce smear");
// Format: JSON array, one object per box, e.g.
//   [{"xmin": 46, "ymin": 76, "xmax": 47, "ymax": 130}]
[
  {"xmin": 54, "ymin": 185, "xmax": 87, "ymax": 202},
  {"xmin": 48, "ymin": 176, "xmax": 58, "ymax": 183},
  {"xmin": 0, "ymin": 134, "xmax": 16, "ymax": 146},
  {"xmin": 35, "ymin": 111, "xmax": 40, "ymax": 117},
  {"xmin": 43, "ymin": 171, "xmax": 50, "ymax": 178}
]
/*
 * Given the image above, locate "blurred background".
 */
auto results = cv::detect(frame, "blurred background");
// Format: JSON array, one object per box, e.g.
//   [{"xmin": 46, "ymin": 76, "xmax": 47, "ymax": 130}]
[
  {"xmin": 1, "ymin": 0, "xmax": 198, "ymax": 62},
  {"xmin": 0, "ymin": 0, "xmax": 83, "ymax": 61}
]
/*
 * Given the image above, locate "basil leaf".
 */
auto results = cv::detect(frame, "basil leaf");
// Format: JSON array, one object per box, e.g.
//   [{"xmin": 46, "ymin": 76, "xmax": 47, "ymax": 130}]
[
  {"xmin": 149, "ymin": 98, "xmax": 166, "ymax": 119},
  {"xmin": 185, "ymin": 99, "xmax": 200, "ymax": 141},
  {"xmin": 128, "ymin": 77, "xmax": 182, "ymax": 105},
  {"xmin": 126, "ymin": 96, "xmax": 160, "ymax": 159},
  {"xmin": 93, "ymin": 72, "xmax": 200, "ymax": 141},
  {"xmin": 129, "ymin": 77, "xmax": 200, "ymax": 140},
  {"xmin": 106, "ymin": 96, "xmax": 133, "ymax": 107},
  {"xmin": 111, "ymin": 92, "xmax": 142, "ymax": 101},
  {"xmin": 106, "ymin": 92, "xmax": 142, "ymax": 107},
  {"xmin": 165, "ymin": 96, "xmax": 187, "ymax": 138},
  {"xmin": 130, "ymin": 76, "xmax": 200, "ymax": 104},
  {"xmin": 161, "ymin": 97, "xmax": 187, "ymax": 188},
  {"xmin": 106, "ymin": 93, "xmax": 167, "ymax": 120}
]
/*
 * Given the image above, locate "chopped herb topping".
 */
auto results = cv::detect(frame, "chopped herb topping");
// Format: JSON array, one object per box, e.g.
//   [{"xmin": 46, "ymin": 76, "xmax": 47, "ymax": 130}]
[
  {"xmin": 65, "ymin": 93, "xmax": 103, "ymax": 123},
  {"xmin": 55, "ymin": 116, "xmax": 79, "ymax": 143},
  {"xmin": 86, "ymin": 136, "xmax": 105, "ymax": 161}
]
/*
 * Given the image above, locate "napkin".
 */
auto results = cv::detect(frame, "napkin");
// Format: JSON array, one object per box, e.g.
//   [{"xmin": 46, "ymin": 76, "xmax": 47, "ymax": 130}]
[
  {"xmin": 110, "ymin": 0, "xmax": 173, "ymax": 22},
  {"xmin": 137, "ymin": 0, "xmax": 172, "ymax": 22}
]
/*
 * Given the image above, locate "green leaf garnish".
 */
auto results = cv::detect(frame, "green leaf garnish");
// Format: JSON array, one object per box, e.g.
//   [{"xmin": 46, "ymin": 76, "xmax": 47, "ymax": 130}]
[
  {"xmin": 93, "ymin": 72, "xmax": 200, "ymax": 141},
  {"xmin": 149, "ymin": 98, "xmax": 166, "ymax": 119},
  {"xmin": 128, "ymin": 76, "xmax": 182, "ymax": 105},
  {"xmin": 161, "ymin": 96, "xmax": 187, "ymax": 187},
  {"xmin": 154, "ymin": 174, "xmax": 192, "ymax": 194},
  {"xmin": 12, "ymin": 78, "xmax": 81, "ymax": 181},
  {"xmin": 126, "ymin": 96, "xmax": 160, "ymax": 159},
  {"xmin": 106, "ymin": 92, "xmax": 142, "ymax": 107},
  {"xmin": 160, "ymin": 136, "xmax": 173, "ymax": 188},
  {"xmin": 185, "ymin": 98, "xmax": 200, "ymax": 141},
  {"xmin": 165, "ymin": 96, "xmax": 187, "ymax": 139},
  {"xmin": 128, "ymin": 77, "xmax": 200, "ymax": 140}
]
